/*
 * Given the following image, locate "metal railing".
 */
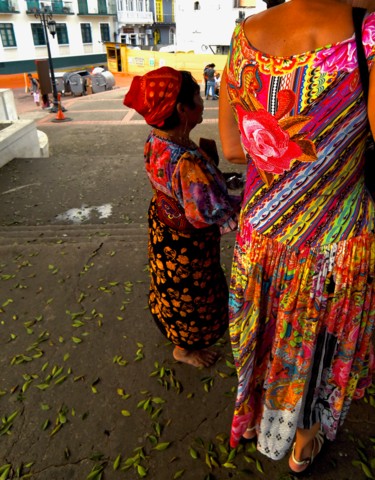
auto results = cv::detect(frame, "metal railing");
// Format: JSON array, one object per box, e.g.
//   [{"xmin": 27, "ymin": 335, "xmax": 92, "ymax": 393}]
[
  {"xmin": 77, "ymin": 0, "xmax": 116, "ymax": 15},
  {"xmin": 25, "ymin": 0, "xmax": 73, "ymax": 14},
  {"xmin": 117, "ymin": 9, "xmax": 153, "ymax": 24},
  {"xmin": 154, "ymin": 12, "xmax": 175, "ymax": 24}
]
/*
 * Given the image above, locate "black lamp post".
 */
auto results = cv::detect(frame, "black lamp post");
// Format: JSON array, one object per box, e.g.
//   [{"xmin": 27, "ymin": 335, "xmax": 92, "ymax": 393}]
[{"xmin": 35, "ymin": 3, "xmax": 59, "ymax": 112}]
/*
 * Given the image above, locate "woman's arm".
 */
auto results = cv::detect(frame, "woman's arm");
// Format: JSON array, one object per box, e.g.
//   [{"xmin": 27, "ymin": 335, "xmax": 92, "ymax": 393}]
[
  {"xmin": 219, "ymin": 69, "xmax": 247, "ymax": 165},
  {"xmin": 172, "ymin": 152, "xmax": 241, "ymax": 230}
]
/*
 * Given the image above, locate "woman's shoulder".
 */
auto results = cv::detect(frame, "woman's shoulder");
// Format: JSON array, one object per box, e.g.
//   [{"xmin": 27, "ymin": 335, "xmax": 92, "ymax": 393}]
[{"xmin": 240, "ymin": 2, "xmax": 356, "ymax": 58}]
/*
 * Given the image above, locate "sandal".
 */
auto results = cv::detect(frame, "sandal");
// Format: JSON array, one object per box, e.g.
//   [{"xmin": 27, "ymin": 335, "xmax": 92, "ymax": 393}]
[
  {"xmin": 242, "ymin": 426, "xmax": 257, "ymax": 441},
  {"xmin": 289, "ymin": 430, "xmax": 324, "ymax": 473}
]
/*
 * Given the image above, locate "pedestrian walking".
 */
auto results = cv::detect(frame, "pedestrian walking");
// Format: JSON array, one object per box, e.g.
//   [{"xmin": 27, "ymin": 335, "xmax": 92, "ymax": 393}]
[
  {"xmin": 219, "ymin": 0, "xmax": 375, "ymax": 474},
  {"xmin": 27, "ymin": 73, "xmax": 40, "ymax": 107},
  {"xmin": 124, "ymin": 67, "xmax": 241, "ymax": 368},
  {"xmin": 203, "ymin": 63, "xmax": 210, "ymax": 96},
  {"xmin": 205, "ymin": 64, "xmax": 217, "ymax": 100}
]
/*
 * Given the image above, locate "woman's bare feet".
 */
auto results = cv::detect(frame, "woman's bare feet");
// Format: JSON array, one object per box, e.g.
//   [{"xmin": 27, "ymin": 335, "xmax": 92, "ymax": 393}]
[{"xmin": 173, "ymin": 346, "xmax": 218, "ymax": 367}]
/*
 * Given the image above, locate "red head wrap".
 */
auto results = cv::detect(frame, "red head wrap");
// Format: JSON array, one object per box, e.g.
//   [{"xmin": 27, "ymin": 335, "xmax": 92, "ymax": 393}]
[{"xmin": 123, "ymin": 67, "xmax": 183, "ymax": 127}]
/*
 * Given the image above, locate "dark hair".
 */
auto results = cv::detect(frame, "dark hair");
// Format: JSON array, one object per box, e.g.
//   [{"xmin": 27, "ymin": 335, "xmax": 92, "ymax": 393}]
[{"xmin": 155, "ymin": 71, "xmax": 200, "ymax": 130}]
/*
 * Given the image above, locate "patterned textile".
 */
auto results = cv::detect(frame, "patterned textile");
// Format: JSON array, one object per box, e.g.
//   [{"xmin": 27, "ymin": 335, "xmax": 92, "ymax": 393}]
[
  {"xmin": 145, "ymin": 130, "xmax": 241, "ymax": 233},
  {"xmin": 148, "ymin": 198, "xmax": 228, "ymax": 349},
  {"xmin": 226, "ymin": 13, "xmax": 375, "ymax": 458},
  {"xmin": 145, "ymin": 130, "xmax": 241, "ymax": 349}
]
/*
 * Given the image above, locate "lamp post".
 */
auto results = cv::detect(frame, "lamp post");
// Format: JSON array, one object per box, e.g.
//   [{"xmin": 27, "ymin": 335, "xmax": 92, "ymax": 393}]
[{"xmin": 35, "ymin": 3, "xmax": 59, "ymax": 112}]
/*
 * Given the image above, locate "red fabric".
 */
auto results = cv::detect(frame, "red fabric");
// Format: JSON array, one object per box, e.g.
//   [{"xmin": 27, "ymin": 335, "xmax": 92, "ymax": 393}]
[{"xmin": 123, "ymin": 67, "xmax": 182, "ymax": 127}]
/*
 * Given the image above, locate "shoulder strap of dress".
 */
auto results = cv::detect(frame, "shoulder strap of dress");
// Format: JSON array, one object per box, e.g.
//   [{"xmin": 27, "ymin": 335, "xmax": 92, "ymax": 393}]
[{"xmin": 352, "ymin": 7, "xmax": 369, "ymax": 101}]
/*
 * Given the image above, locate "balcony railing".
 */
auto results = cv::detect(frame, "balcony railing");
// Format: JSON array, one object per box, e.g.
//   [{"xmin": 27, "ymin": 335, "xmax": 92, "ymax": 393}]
[
  {"xmin": 77, "ymin": 0, "xmax": 116, "ymax": 15},
  {"xmin": 117, "ymin": 9, "xmax": 153, "ymax": 24},
  {"xmin": 0, "ymin": 0, "xmax": 19, "ymax": 12},
  {"xmin": 154, "ymin": 13, "xmax": 175, "ymax": 24},
  {"xmin": 25, "ymin": 0, "xmax": 73, "ymax": 14}
]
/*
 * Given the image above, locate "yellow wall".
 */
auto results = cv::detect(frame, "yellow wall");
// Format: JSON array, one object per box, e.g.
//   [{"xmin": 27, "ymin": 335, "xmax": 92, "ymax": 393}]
[{"xmin": 105, "ymin": 43, "xmax": 228, "ymax": 82}]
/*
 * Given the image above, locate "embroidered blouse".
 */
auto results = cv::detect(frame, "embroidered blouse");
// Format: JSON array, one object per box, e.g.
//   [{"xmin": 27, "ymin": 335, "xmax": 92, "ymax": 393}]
[{"xmin": 144, "ymin": 130, "xmax": 241, "ymax": 232}]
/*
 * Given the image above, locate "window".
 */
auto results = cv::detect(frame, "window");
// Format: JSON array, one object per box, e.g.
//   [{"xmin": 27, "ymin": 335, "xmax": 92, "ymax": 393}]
[
  {"xmin": 80, "ymin": 23, "xmax": 92, "ymax": 43},
  {"xmin": 169, "ymin": 27, "xmax": 175, "ymax": 45},
  {"xmin": 0, "ymin": 23, "xmax": 16, "ymax": 47},
  {"xmin": 155, "ymin": 0, "xmax": 163, "ymax": 22},
  {"xmin": 31, "ymin": 23, "xmax": 46, "ymax": 46},
  {"xmin": 100, "ymin": 23, "xmax": 110, "ymax": 42},
  {"xmin": 233, "ymin": 0, "xmax": 256, "ymax": 6},
  {"xmin": 56, "ymin": 23, "xmax": 69, "ymax": 44}
]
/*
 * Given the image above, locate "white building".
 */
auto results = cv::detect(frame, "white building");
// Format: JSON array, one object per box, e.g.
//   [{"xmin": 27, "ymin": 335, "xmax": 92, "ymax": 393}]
[
  {"xmin": 174, "ymin": 0, "xmax": 266, "ymax": 54},
  {"xmin": 0, "ymin": 0, "xmax": 117, "ymax": 74},
  {"xmin": 0, "ymin": 0, "xmax": 267, "ymax": 75},
  {"xmin": 115, "ymin": 0, "xmax": 175, "ymax": 48}
]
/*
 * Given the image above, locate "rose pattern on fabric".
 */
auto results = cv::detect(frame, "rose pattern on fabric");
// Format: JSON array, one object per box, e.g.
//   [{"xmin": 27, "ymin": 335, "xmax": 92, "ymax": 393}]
[
  {"xmin": 237, "ymin": 108, "xmax": 303, "ymax": 175},
  {"xmin": 234, "ymin": 89, "xmax": 317, "ymax": 186}
]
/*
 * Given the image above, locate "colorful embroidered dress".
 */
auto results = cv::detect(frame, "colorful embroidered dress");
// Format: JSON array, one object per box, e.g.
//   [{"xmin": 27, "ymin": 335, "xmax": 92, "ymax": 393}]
[
  {"xmin": 226, "ymin": 13, "xmax": 375, "ymax": 458},
  {"xmin": 145, "ymin": 130, "xmax": 240, "ymax": 350}
]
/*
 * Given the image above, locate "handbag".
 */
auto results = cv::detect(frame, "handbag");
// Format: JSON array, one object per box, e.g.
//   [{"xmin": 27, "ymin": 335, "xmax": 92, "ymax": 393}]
[{"xmin": 353, "ymin": 7, "xmax": 375, "ymax": 199}]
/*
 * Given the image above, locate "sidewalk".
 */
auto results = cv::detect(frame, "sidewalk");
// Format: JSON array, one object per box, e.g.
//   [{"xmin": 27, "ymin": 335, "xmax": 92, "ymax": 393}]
[
  {"xmin": 0, "ymin": 72, "xmax": 133, "ymax": 90},
  {"xmin": 0, "ymin": 84, "xmax": 374, "ymax": 480}
]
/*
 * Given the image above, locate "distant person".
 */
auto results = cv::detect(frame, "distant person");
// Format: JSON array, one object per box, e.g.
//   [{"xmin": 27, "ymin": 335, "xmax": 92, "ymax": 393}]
[
  {"xmin": 205, "ymin": 64, "xmax": 217, "ymax": 100},
  {"xmin": 124, "ymin": 67, "xmax": 241, "ymax": 368},
  {"xmin": 27, "ymin": 73, "xmax": 40, "ymax": 107},
  {"xmin": 215, "ymin": 72, "xmax": 221, "ymax": 97},
  {"xmin": 203, "ymin": 63, "xmax": 210, "ymax": 96}
]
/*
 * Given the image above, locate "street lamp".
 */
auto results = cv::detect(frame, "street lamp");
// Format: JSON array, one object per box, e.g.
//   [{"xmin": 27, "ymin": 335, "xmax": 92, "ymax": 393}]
[{"xmin": 35, "ymin": 3, "xmax": 59, "ymax": 113}]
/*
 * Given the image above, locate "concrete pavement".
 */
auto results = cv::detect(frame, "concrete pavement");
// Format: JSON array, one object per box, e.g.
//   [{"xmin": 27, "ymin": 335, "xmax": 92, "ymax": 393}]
[{"xmin": 0, "ymin": 85, "xmax": 374, "ymax": 480}]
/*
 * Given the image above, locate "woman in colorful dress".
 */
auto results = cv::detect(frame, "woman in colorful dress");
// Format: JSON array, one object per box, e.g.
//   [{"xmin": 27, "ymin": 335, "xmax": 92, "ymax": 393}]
[
  {"xmin": 219, "ymin": 0, "xmax": 375, "ymax": 473},
  {"xmin": 124, "ymin": 67, "xmax": 241, "ymax": 368}
]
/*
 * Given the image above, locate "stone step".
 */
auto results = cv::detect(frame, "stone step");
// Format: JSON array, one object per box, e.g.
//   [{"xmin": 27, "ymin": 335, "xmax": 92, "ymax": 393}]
[{"xmin": 0, "ymin": 222, "xmax": 148, "ymax": 245}]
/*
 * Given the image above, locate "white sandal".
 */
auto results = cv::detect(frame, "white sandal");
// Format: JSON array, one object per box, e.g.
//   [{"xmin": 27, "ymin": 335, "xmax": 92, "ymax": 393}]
[{"xmin": 289, "ymin": 430, "xmax": 324, "ymax": 473}]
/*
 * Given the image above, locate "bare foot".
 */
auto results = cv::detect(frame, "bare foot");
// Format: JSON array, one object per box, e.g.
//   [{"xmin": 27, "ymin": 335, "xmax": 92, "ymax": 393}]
[{"xmin": 173, "ymin": 347, "xmax": 218, "ymax": 367}]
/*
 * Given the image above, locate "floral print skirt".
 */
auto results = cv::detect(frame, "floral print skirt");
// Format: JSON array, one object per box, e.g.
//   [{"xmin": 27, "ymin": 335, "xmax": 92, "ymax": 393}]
[
  {"xmin": 229, "ymin": 228, "xmax": 375, "ymax": 459},
  {"xmin": 148, "ymin": 197, "xmax": 228, "ymax": 350}
]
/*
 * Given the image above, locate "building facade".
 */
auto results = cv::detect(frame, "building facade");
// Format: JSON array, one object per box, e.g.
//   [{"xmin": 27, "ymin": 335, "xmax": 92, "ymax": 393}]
[
  {"xmin": 0, "ymin": 0, "xmax": 117, "ymax": 73},
  {"xmin": 0, "ymin": 0, "xmax": 266, "ymax": 75},
  {"xmin": 115, "ymin": 0, "xmax": 175, "ymax": 48},
  {"xmin": 174, "ymin": 0, "xmax": 264, "ymax": 54}
]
